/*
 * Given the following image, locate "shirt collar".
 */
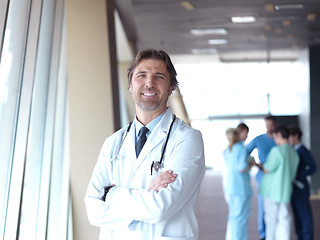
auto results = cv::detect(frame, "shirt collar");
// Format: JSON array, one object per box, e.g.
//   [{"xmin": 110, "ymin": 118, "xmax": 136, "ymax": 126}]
[
  {"xmin": 134, "ymin": 108, "xmax": 168, "ymax": 139},
  {"xmin": 294, "ymin": 143, "xmax": 302, "ymax": 150}
]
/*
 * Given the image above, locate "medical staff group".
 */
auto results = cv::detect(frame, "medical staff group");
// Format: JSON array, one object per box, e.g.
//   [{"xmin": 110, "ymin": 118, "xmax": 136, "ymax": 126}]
[{"xmin": 223, "ymin": 117, "xmax": 316, "ymax": 240}]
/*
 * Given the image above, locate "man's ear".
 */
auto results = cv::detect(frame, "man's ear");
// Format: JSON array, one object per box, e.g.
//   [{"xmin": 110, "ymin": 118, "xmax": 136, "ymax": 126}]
[{"xmin": 169, "ymin": 86, "xmax": 173, "ymax": 96}]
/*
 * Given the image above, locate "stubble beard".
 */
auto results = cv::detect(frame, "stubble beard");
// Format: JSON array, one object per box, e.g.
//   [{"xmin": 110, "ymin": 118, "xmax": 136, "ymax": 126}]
[{"xmin": 136, "ymin": 95, "xmax": 168, "ymax": 113}]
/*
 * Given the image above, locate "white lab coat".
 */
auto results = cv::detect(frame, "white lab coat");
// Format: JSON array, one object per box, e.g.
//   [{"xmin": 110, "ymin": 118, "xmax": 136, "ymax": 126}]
[{"xmin": 85, "ymin": 108, "xmax": 205, "ymax": 240}]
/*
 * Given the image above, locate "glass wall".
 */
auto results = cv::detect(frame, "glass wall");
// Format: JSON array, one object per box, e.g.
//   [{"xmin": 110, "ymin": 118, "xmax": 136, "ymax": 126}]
[
  {"xmin": 176, "ymin": 61, "xmax": 303, "ymax": 169},
  {"xmin": 177, "ymin": 62, "xmax": 302, "ymax": 120},
  {"xmin": 0, "ymin": 0, "xmax": 71, "ymax": 238},
  {"xmin": 192, "ymin": 118, "xmax": 264, "ymax": 172}
]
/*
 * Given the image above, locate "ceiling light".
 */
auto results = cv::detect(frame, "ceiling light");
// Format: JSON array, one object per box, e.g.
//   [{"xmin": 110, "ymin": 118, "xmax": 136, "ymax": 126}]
[
  {"xmin": 180, "ymin": 1, "xmax": 195, "ymax": 10},
  {"xmin": 307, "ymin": 13, "xmax": 317, "ymax": 21},
  {"xmin": 265, "ymin": 4, "xmax": 274, "ymax": 12},
  {"xmin": 274, "ymin": 4, "xmax": 304, "ymax": 10},
  {"xmin": 275, "ymin": 28, "xmax": 283, "ymax": 34},
  {"xmin": 231, "ymin": 16, "xmax": 256, "ymax": 23},
  {"xmin": 265, "ymin": 25, "xmax": 272, "ymax": 31},
  {"xmin": 287, "ymin": 34, "xmax": 294, "ymax": 40},
  {"xmin": 283, "ymin": 20, "xmax": 291, "ymax": 26},
  {"xmin": 208, "ymin": 39, "xmax": 228, "ymax": 45},
  {"xmin": 190, "ymin": 28, "xmax": 228, "ymax": 36},
  {"xmin": 191, "ymin": 48, "xmax": 217, "ymax": 54}
]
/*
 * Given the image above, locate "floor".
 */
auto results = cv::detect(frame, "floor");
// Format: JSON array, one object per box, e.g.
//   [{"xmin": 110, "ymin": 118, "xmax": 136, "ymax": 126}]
[{"xmin": 195, "ymin": 169, "xmax": 320, "ymax": 240}]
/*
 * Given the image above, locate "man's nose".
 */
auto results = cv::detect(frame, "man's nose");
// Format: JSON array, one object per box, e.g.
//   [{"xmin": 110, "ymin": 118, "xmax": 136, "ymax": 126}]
[{"xmin": 145, "ymin": 75, "xmax": 155, "ymax": 86}]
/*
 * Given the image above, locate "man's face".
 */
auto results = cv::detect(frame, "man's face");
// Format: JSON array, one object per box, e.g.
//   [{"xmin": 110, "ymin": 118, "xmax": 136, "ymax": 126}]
[
  {"xmin": 273, "ymin": 132, "xmax": 282, "ymax": 145},
  {"xmin": 265, "ymin": 119, "xmax": 275, "ymax": 136},
  {"xmin": 288, "ymin": 134, "xmax": 299, "ymax": 145},
  {"xmin": 129, "ymin": 59, "xmax": 172, "ymax": 114},
  {"xmin": 239, "ymin": 129, "xmax": 248, "ymax": 141}
]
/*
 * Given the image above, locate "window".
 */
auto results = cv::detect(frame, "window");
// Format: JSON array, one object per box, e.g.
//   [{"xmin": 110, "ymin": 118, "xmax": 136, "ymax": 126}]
[
  {"xmin": 0, "ymin": 0, "xmax": 71, "ymax": 239},
  {"xmin": 176, "ymin": 62, "xmax": 302, "ymax": 120},
  {"xmin": 176, "ymin": 61, "xmax": 303, "ymax": 169}
]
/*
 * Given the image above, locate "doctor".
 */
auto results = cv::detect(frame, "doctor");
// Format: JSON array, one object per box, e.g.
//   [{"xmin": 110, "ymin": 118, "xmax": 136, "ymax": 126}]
[{"xmin": 85, "ymin": 49, "xmax": 206, "ymax": 240}]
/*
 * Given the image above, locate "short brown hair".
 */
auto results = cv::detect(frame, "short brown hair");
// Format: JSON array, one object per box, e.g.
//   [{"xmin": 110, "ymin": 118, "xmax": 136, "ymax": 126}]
[
  {"xmin": 127, "ymin": 49, "xmax": 179, "ymax": 91},
  {"xmin": 274, "ymin": 125, "xmax": 289, "ymax": 139},
  {"xmin": 236, "ymin": 123, "xmax": 249, "ymax": 133},
  {"xmin": 264, "ymin": 114, "xmax": 276, "ymax": 122},
  {"xmin": 288, "ymin": 125, "xmax": 302, "ymax": 140}
]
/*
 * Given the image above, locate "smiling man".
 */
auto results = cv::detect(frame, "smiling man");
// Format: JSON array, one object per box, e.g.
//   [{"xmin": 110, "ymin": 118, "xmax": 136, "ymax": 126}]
[
  {"xmin": 85, "ymin": 49, "xmax": 205, "ymax": 240},
  {"xmin": 129, "ymin": 57, "xmax": 172, "ymax": 124}
]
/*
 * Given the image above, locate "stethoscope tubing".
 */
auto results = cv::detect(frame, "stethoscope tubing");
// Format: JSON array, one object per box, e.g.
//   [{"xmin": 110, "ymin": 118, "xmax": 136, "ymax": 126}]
[
  {"xmin": 115, "ymin": 115, "xmax": 176, "ymax": 175},
  {"xmin": 158, "ymin": 115, "xmax": 176, "ymax": 165}
]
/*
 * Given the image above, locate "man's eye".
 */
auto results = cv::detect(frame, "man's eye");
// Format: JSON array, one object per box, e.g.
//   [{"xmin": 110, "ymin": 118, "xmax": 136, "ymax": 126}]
[
  {"xmin": 156, "ymin": 75, "xmax": 164, "ymax": 79},
  {"xmin": 137, "ymin": 74, "xmax": 145, "ymax": 78}
]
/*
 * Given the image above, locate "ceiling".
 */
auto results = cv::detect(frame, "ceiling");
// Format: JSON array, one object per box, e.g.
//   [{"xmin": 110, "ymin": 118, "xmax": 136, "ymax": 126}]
[{"xmin": 115, "ymin": 0, "xmax": 320, "ymax": 62}]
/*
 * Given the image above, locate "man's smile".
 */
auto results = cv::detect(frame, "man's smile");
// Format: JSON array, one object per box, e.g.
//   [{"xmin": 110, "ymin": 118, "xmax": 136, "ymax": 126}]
[{"xmin": 142, "ymin": 92, "xmax": 157, "ymax": 97}]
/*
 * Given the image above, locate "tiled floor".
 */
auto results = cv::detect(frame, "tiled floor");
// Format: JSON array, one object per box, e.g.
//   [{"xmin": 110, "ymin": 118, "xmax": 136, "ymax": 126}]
[{"xmin": 195, "ymin": 169, "xmax": 320, "ymax": 240}]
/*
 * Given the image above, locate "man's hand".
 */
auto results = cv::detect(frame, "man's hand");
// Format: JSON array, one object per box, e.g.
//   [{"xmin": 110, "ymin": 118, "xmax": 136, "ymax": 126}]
[
  {"xmin": 148, "ymin": 170, "xmax": 177, "ymax": 192},
  {"xmin": 256, "ymin": 163, "xmax": 264, "ymax": 171}
]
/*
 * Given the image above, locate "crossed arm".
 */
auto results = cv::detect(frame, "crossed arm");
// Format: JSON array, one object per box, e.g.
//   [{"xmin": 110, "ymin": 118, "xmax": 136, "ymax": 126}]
[
  {"xmin": 103, "ymin": 170, "xmax": 177, "ymax": 199},
  {"xmin": 85, "ymin": 128, "xmax": 205, "ymax": 228}
]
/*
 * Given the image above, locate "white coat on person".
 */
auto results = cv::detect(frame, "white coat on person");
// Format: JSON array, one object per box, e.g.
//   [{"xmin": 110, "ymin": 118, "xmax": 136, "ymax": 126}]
[{"xmin": 84, "ymin": 108, "xmax": 206, "ymax": 240}]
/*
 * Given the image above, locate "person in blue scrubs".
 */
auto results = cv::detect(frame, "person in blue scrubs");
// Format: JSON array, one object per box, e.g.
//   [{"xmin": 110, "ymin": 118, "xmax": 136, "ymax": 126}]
[
  {"xmin": 246, "ymin": 115, "xmax": 276, "ymax": 240},
  {"xmin": 224, "ymin": 128, "xmax": 253, "ymax": 240},
  {"xmin": 288, "ymin": 125, "xmax": 317, "ymax": 240}
]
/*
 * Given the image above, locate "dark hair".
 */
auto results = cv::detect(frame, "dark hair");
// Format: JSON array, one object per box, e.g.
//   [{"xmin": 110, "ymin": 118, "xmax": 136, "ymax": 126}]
[
  {"xmin": 288, "ymin": 125, "xmax": 302, "ymax": 140},
  {"xmin": 236, "ymin": 122, "xmax": 249, "ymax": 132},
  {"xmin": 264, "ymin": 114, "xmax": 276, "ymax": 122},
  {"xmin": 273, "ymin": 125, "xmax": 289, "ymax": 139},
  {"xmin": 127, "ymin": 49, "xmax": 179, "ymax": 91}
]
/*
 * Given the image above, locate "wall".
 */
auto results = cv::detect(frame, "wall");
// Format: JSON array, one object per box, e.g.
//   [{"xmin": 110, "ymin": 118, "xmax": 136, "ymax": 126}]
[
  {"xmin": 297, "ymin": 47, "xmax": 320, "ymax": 192},
  {"xmin": 309, "ymin": 45, "xmax": 320, "ymax": 191},
  {"xmin": 296, "ymin": 49, "xmax": 311, "ymax": 149},
  {"xmin": 66, "ymin": 0, "xmax": 114, "ymax": 239}
]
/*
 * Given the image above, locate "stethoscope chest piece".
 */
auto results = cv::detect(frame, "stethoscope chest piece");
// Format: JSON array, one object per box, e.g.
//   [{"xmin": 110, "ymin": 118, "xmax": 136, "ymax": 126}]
[{"xmin": 153, "ymin": 161, "xmax": 162, "ymax": 173}]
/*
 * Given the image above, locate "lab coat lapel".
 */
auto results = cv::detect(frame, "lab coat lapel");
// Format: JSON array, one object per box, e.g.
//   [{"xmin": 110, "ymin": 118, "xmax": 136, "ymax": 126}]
[
  {"xmin": 127, "ymin": 126, "xmax": 136, "ymax": 159},
  {"xmin": 119, "ymin": 125, "xmax": 137, "ymax": 182}
]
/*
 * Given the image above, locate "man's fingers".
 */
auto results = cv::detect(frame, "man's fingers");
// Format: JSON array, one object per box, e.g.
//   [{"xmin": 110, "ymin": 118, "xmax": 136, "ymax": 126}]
[{"xmin": 148, "ymin": 170, "xmax": 177, "ymax": 191}]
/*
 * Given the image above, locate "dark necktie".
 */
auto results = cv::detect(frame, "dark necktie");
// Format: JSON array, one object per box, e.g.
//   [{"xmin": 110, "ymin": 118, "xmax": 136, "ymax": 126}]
[{"xmin": 135, "ymin": 127, "xmax": 149, "ymax": 157}]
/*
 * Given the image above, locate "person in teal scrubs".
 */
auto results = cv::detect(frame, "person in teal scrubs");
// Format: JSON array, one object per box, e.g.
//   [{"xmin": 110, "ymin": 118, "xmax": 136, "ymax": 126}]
[
  {"xmin": 246, "ymin": 115, "xmax": 276, "ymax": 240},
  {"xmin": 260, "ymin": 125, "xmax": 299, "ymax": 240}
]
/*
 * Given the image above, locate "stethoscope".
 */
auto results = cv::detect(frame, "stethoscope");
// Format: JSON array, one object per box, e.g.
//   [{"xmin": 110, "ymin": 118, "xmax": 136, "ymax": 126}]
[{"xmin": 115, "ymin": 115, "xmax": 176, "ymax": 175}]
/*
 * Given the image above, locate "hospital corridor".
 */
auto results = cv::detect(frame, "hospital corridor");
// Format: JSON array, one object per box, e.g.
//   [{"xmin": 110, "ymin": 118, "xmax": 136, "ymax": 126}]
[
  {"xmin": 2, "ymin": 0, "xmax": 320, "ymax": 239},
  {"xmin": 195, "ymin": 169, "xmax": 320, "ymax": 240}
]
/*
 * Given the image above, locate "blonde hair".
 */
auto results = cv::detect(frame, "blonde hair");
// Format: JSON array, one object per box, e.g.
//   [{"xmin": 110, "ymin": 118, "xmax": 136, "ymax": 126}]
[{"xmin": 225, "ymin": 128, "xmax": 240, "ymax": 150}]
